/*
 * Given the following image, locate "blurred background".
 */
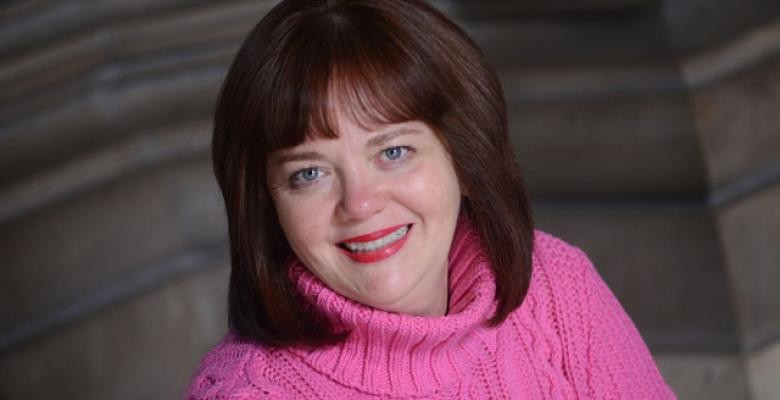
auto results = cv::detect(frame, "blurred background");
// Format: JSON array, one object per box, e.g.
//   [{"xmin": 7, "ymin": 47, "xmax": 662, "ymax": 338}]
[{"xmin": 1, "ymin": 0, "xmax": 778, "ymax": 398}]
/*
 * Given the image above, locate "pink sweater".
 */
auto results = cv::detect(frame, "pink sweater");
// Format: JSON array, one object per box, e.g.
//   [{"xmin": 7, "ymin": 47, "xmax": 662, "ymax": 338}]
[{"xmin": 187, "ymin": 222, "xmax": 675, "ymax": 399}]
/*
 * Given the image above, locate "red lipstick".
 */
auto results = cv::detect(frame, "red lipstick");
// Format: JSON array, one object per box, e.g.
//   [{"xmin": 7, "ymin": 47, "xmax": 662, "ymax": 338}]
[
  {"xmin": 340, "ymin": 224, "xmax": 408, "ymax": 243},
  {"xmin": 338, "ymin": 224, "xmax": 411, "ymax": 263}
]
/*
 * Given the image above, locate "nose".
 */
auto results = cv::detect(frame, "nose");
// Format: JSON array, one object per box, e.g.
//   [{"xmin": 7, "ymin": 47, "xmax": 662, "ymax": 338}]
[{"xmin": 336, "ymin": 170, "xmax": 386, "ymax": 222}]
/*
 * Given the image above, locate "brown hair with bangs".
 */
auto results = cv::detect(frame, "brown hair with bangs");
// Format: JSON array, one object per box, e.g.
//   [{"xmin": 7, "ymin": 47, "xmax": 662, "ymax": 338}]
[{"xmin": 213, "ymin": 0, "xmax": 534, "ymax": 347}]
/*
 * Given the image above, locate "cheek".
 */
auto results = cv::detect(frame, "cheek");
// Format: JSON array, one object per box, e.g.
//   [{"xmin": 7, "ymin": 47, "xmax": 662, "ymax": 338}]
[
  {"xmin": 272, "ymin": 194, "xmax": 323, "ymax": 253},
  {"xmin": 274, "ymin": 197, "xmax": 309, "ymax": 249},
  {"xmin": 402, "ymin": 162, "xmax": 461, "ymax": 214}
]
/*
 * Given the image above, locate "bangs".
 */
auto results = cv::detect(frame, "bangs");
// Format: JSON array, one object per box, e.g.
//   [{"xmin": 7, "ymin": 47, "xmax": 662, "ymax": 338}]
[{"xmin": 262, "ymin": 6, "xmax": 446, "ymax": 153}]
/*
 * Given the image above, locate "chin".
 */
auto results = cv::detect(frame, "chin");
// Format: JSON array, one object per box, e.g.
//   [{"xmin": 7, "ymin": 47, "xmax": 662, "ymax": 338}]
[{"xmin": 354, "ymin": 281, "xmax": 436, "ymax": 316}]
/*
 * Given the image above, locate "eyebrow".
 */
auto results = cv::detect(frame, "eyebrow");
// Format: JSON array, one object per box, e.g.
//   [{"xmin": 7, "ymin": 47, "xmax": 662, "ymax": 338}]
[
  {"xmin": 273, "ymin": 127, "xmax": 422, "ymax": 166},
  {"xmin": 366, "ymin": 127, "xmax": 421, "ymax": 148},
  {"xmin": 273, "ymin": 151, "xmax": 326, "ymax": 166}
]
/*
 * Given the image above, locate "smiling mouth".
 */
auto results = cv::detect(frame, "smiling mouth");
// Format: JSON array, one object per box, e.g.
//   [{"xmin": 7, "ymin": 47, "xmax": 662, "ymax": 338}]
[
  {"xmin": 340, "ymin": 225, "xmax": 409, "ymax": 252},
  {"xmin": 337, "ymin": 224, "xmax": 412, "ymax": 263}
]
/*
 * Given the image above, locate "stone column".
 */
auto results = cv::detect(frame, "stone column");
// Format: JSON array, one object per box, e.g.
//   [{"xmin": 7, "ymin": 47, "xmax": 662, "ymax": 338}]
[{"xmin": 667, "ymin": 0, "xmax": 780, "ymax": 397}]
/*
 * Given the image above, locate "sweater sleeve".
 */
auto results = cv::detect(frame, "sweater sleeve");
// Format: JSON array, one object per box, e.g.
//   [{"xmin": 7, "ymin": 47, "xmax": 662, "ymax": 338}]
[{"xmin": 564, "ymin": 247, "xmax": 676, "ymax": 400}]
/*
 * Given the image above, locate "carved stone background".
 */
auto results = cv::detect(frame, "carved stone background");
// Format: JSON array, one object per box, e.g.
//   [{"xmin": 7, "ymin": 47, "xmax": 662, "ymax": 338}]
[{"xmin": 1, "ymin": 1, "xmax": 778, "ymax": 398}]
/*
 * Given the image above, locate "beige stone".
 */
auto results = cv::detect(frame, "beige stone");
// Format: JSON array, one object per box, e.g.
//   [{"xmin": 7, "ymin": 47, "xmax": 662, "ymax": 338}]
[
  {"xmin": 655, "ymin": 351, "xmax": 751, "ymax": 400},
  {"xmin": 0, "ymin": 156, "xmax": 225, "ymax": 332},
  {"xmin": 718, "ymin": 184, "xmax": 780, "ymax": 350},
  {"xmin": 748, "ymin": 339, "xmax": 780, "ymax": 400},
  {"xmin": 509, "ymin": 91, "xmax": 707, "ymax": 196},
  {"xmin": 0, "ymin": 262, "xmax": 228, "ymax": 400},
  {"xmin": 692, "ymin": 53, "xmax": 780, "ymax": 189}
]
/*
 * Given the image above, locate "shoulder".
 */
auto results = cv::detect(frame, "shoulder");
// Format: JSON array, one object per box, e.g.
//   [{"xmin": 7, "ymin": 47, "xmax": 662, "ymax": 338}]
[
  {"xmin": 515, "ymin": 231, "xmax": 676, "ymax": 398},
  {"xmin": 185, "ymin": 333, "xmax": 287, "ymax": 399},
  {"xmin": 530, "ymin": 230, "xmax": 596, "ymax": 291},
  {"xmin": 526, "ymin": 230, "xmax": 628, "ymax": 329},
  {"xmin": 522, "ymin": 229, "xmax": 618, "ymax": 325},
  {"xmin": 510, "ymin": 230, "xmax": 621, "ymax": 364},
  {"xmin": 532, "ymin": 230, "xmax": 590, "ymax": 268},
  {"xmin": 506, "ymin": 230, "xmax": 601, "ymax": 350}
]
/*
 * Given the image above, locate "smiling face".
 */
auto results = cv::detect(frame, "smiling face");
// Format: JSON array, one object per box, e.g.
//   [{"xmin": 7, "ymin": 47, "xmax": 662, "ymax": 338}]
[{"xmin": 266, "ymin": 112, "xmax": 462, "ymax": 316}]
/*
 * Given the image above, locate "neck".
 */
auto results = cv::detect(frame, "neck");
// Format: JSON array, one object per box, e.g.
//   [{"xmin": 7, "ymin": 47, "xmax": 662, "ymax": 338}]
[
  {"xmin": 422, "ymin": 269, "xmax": 449, "ymax": 316},
  {"xmin": 380, "ymin": 264, "xmax": 450, "ymax": 317}
]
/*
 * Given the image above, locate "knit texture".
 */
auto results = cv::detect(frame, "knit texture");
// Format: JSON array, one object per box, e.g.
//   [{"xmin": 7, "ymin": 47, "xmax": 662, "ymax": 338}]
[{"xmin": 186, "ymin": 219, "xmax": 675, "ymax": 399}]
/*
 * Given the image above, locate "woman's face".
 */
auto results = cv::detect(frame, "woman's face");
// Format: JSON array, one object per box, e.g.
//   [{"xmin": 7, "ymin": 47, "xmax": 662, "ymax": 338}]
[{"xmin": 267, "ymin": 110, "xmax": 462, "ymax": 316}]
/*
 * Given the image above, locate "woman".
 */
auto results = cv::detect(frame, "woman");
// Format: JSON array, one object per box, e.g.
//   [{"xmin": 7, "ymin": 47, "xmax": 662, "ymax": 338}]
[{"xmin": 187, "ymin": 0, "xmax": 675, "ymax": 398}]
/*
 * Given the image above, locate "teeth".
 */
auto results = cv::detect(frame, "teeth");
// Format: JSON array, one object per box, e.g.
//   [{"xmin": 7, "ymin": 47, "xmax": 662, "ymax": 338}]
[{"xmin": 342, "ymin": 225, "xmax": 409, "ymax": 253}]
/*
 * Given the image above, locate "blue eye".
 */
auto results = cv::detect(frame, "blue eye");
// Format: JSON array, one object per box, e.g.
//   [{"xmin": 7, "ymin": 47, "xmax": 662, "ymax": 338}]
[
  {"xmin": 383, "ymin": 146, "xmax": 407, "ymax": 161},
  {"xmin": 300, "ymin": 167, "xmax": 319, "ymax": 181},
  {"xmin": 290, "ymin": 167, "xmax": 322, "ymax": 186}
]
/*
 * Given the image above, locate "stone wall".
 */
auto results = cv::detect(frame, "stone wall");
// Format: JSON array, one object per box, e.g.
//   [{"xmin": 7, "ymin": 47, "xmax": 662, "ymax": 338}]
[{"xmin": 0, "ymin": 1, "xmax": 777, "ymax": 398}]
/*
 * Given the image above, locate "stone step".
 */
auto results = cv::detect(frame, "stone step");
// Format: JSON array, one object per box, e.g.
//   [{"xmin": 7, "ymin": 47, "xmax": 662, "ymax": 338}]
[
  {"xmin": 689, "ymin": 52, "xmax": 780, "ymax": 189},
  {"xmin": 0, "ymin": 0, "xmax": 724, "ymax": 200},
  {"xmin": 0, "ymin": 0, "xmax": 269, "ymax": 60},
  {"xmin": 509, "ymin": 90, "xmax": 707, "ymax": 196},
  {"xmin": 0, "ymin": 71, "xmax": 221, "ymax": 188},
  {"xmin": 663, "ymin": 0, "xmax": 780, "ymax": 55},
  {"xmin": 655, "ymin": 352, "xmax": 751, "ymax": 399},
  {"xmin": 535, "ymin": 198, "xmax": 739, "ymax": 353},
  {"xmin": 464, "ymin": 10, "xmax": 674, "ymax": 66},
  {"xmin": 716, "ymin": 183, "xmax": 780, "ymax": 352},
  {"xmin": 0, "ymin": 260, "xmax": 228, "ymax": 400},
  {"xmin": 0, "ymin": 154, "xmax": 225, "ymax": 335}
]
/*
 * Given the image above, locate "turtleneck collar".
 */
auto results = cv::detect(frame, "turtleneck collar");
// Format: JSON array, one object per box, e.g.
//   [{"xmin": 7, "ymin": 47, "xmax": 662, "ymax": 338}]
[{"xmin": 288, "ymin": 215, "xmax": 498, "ymax": 397}]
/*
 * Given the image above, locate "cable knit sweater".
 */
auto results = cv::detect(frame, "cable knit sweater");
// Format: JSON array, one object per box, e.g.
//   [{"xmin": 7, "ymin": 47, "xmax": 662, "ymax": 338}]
[{"xmin": 186, "ymin": 220, "xmax": 675, "ymax": 399}]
